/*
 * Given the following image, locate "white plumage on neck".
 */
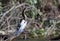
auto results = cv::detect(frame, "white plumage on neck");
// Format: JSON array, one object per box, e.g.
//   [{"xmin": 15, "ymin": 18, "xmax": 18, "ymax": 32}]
[{"xmin": 14, "ymin": 20, "xmax": 27, "ymax": 35}]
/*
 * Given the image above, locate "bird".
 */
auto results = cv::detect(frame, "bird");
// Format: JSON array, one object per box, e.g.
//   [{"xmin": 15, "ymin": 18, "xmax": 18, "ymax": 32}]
[{"xmin": 14, "ymin": 19, "xmax": 27, "ymax": 35}]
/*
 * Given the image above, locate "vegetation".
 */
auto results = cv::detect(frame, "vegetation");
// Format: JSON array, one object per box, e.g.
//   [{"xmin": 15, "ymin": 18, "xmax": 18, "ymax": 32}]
[{"xmin": 0, "ymin": 0, "xmax": 60, "ymax": 41}]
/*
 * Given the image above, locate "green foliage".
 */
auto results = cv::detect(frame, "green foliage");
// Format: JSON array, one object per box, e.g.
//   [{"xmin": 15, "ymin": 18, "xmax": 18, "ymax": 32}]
[
  {"xmin": 29, "ymin": 29, "xmax": 38, "ymax": 38},
  {"xmin": 55, "ymin": 23, "xmax": 60, "ymax": 35},
  {"xmin": 0, "ymin": 2, "xmax": 2, "ymax": 14},
  {"xmin": 56, "ymin": 23, "xmax": 60, "ymax": 28},
  {"xmin": 29, "ymin": 28, "xmax": 45, "ymax": 38},
  {"xmin": 0, "ymin": 2, "xmax": 2, "ymax": 9},
  {"xmin": 53, "ymin": 0, "xmax": 58, "ymax": 6},
  {"xmin": 26, "ymin": 0, "xmax": 37, "ymax": 5},
  {"xmin": 36, "ymin": 28, "xmax": 45, "ymax": 36},
  {"xmin": 25, "ymin": 0, "xmax": 38, "ymax": 19},
  {"xmin": 44, "ymin": 20, "xmax": 50, "ymax": 27}
]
